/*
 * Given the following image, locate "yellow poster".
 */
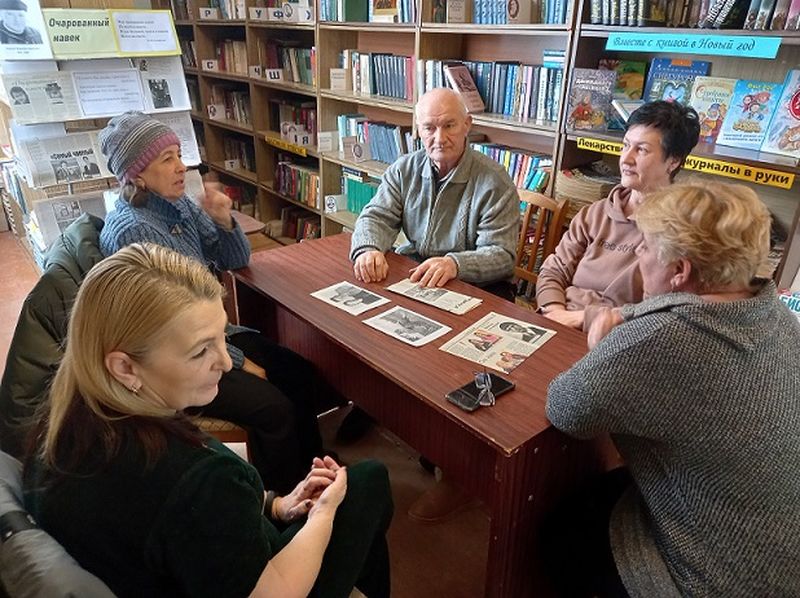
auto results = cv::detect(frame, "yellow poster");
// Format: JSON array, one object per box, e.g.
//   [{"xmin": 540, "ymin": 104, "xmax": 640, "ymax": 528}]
[{"xmin": 42, "ymin": 9, "xmax": 119, "ymax": 59}]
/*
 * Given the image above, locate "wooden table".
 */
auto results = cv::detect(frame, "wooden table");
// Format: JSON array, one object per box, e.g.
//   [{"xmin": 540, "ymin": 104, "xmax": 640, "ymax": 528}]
[{"xmin": 233, "ymin": 234, "xmax": 606, "ymax": 598}]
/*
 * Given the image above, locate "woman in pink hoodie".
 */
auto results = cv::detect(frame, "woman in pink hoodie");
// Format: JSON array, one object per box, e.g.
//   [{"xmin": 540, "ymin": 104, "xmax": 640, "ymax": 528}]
[{"xmin": 536, "ymin": 101, "xmax": 700, "ymax": 331}]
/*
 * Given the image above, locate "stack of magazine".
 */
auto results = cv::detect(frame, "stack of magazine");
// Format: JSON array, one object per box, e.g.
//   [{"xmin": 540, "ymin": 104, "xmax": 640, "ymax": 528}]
[{"xmin": 555, "ymin": 161, "xmax": 619, "ymax": 220}]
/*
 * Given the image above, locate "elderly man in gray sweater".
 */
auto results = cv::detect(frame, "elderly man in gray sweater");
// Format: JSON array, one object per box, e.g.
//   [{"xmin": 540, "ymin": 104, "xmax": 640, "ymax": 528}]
[{"xmin": 350, "ymin": 88, "xmax": 520, "ymax": 292}]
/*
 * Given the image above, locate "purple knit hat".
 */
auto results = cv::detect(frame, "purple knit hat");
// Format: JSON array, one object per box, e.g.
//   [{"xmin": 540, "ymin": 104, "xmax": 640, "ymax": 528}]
[{"xmin": 98, "ymin": 111, "xmax": 181, "ymax": 184}]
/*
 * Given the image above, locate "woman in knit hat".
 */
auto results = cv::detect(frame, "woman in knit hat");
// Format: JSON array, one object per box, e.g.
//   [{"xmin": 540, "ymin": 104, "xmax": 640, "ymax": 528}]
[{"xmin": 98, "ymin": 111, "xmax": 340, "ymax": 495}]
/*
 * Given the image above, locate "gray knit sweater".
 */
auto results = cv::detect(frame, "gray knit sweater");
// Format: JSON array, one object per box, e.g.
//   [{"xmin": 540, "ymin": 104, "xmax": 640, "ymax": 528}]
[
  {"xmin": 349, "ymin": 148, "xmax": 519, "ymax": 284},
  {"xmin": 547, "ymin": 283, "xmax": 800, "ymax": 597}
]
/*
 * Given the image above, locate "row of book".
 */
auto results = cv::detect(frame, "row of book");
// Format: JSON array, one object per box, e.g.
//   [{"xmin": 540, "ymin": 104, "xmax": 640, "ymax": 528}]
[
  {"xmin": 222, "ymin": 183, "xmax": 257, "ymax": 216},
  {"xmin": 342, "ymin": 168, "xmax": 380, "ymax": 214},
  {"xmin": 422, "ymin": 58, "xmax": 564, "ymax": 122},
  {"xmin": 568, "ymin": 63, "xmax": 800, "ymax": 159},
  {"xmin": 280, "ymin": 206, "xmax": 321, "ymax": 241},
  {"xmin": 431, "ymin": 0, "xmax": 568, "ymax": 23},
  {"xmin": 169, "ymin": 0, "xmax": 193, "ymax": 20},
  {"xmin": 320, "ymin": 0, "xmax": 416, "ymax": 22},
  {"xmin": 179, "ymin": 39, "xmax": 197, "ymax": 68},
  {"xmin": 590, "ymin": 0, "xmax": 799, "ymax": 28},
  {"xmin": 271, "ymin": 100, "xmax": 318, "ymax": 140},
  {"xmin": 275, "ymin": 159, "xmax": 321, "ymax": 208},
  {"xmin": 211, "ymin": 39, "xmax": 249, "ymax": 76},
  {"xmin": 256, "ymin": 40, "xmax": 317, "ymax": 87},
  {"xmin": 470, "ymin": 142, "xmax": 553, "ymax": 192},
  {"xmin": 336, "ymin": 114, "xmax": 414, "ymax": 164},
  {"xmin": 223, "ymin": 137, "xmax": 256, "ymax": 172},
  {"xmin": 339, "ymin": 50, "xmax": 414, "ymax": 101},
  {"xmin": 208, "ymin": 0, "xmax": 247, "ymax": 20},
  {"xmin": 187, "ymin": 78, "xmax": 201, "ymax": 112},
  {"xmin": 210, "ymin": 85, "xmax": 252, "ymax": 125}
]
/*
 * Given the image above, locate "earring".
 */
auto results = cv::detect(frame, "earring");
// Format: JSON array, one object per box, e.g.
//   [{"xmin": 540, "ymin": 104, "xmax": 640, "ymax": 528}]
[{"xmin": 129, "ymin": 383, "xmax": 141, "ymax": 394}]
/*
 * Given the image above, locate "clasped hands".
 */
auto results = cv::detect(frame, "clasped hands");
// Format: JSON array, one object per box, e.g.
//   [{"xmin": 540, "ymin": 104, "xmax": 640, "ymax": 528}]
[
  {"xmin": 353, "ymin": 250, "xmax": 457, "ymax": 287},
  {"xmin": 269, "ymin": 456, "xmax": 347, "ymax": 523}
]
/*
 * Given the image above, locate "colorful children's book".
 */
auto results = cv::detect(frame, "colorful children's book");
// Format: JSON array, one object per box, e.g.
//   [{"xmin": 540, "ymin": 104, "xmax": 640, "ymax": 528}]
[
  {"xmin": 717, "ymin": 79, "xmax": 783, "ymax": 150},
  {"xmin": 598, "ymin": 59, "xmax": 647, "ymax": 100},
  {"xmin": 565, "ymin": 68, "xmax": 616, "ymax": 132},
  {"xmin": 760, "ymin": 70, "xmax": 800, "ymax": 158},
  {"xmin": 688, "ymin": 76, "xmax": 736, "ymax": 143},
  {"xmin": 643, "ymin": 58, "xmax": 710, "ymax": 106}
]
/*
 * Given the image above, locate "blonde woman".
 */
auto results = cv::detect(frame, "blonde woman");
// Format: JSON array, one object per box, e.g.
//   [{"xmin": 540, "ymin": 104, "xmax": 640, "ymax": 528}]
[
  {"xmin": 23, "ymin": 244, "xmax": 392, "ymax": 598},
  {"xmin": 545, "ymin": 183, "xmax": 800, "ymax": 597}
]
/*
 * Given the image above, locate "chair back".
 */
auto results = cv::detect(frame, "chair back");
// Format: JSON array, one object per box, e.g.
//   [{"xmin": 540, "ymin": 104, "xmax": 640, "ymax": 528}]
[{"xmin": 514, "ymin": 191, "xmax": 568, "ymax": 295}]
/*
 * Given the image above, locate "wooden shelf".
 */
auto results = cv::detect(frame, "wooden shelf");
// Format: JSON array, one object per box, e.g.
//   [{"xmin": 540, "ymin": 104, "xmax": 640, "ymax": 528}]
[
  {"xmin": 199, "ymin": 69, "xmax": 251, "ymax": 83},
  {"xmin": 420, "ymin": 23, "xmax": 570, "ymax": 35},
  {"xmin": 268, "ymin": 235, "xmax": 298, "ymax": 246},
  {"xmin": 260, "ymin": 183, "xmax": 322, "ymax": 214},
  {"xmin": 195, "ymin": 19, "xmax": 247, "ymax": 26},
  {"xmin": 325, "ymin": 210, "xmax": 358, "ymax": 228},
  {"xmin": 190, "ymin": 110, "xmax": 205, "ymax": 121},
  {"xmin": 207, "ymin": 117, "xmax": 254, "ymax": 136},
  {"xmin": 565, "ymin": 131, "xmax": 800, "ymax": 177},
  {"xmin": 319, "ymin": 21, "xmax": 416, "ymax": 32},
  {"xmin": 184, "ymin": 66, "xmax": 199, "ymax": 75},
  {"xmin": 251, "ymin": 77, "xmax": 317, "ymax": 97},
  {"xmin": 247, "ymin": 21, "xmax": 315, "ymax": 30},
  {"xmin": 208, "ymin": 161, "xmax": 259, "ymax": 185},
  {"xmin": 472, "ymin": 113, "xmax": 558, "ymax": 136},
  {"xmin": 320, "ymin": 89, "xmax": 414, "ymax": 113},
  {"xmin": 320, "ymin": 151, "xmax": 389, "ymax": 179},
  {"xmin": 260, "ymin": 130, "xmax": 319, "ymax": 158}
]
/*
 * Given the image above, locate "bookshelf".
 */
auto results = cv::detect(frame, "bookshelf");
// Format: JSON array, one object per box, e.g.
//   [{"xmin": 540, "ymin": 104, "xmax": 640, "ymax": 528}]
[
  {"xmin": 166, "ymin": 0, "xmax": 800, "ymax": 287},
  {"xmin": 167, "ymin": 0, "xmax": 575, "ymax": 246},
  {"xmin": 560, "ymin": 1, "xmax": 800, "ymax": 289}
]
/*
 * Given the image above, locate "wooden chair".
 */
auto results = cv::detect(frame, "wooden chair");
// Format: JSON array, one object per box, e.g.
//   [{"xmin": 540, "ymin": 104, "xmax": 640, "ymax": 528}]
[
  {"xmin": 194, "ymin": 416, "xmax": 252, "ymax": 462},
  {"xmin": 514, "ymin": 191, "xmax": 568, "ymax": 303}
]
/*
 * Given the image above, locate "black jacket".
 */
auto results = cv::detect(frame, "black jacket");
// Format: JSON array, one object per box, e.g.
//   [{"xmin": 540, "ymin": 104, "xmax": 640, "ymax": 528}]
[{"xmin": 0, "ymin": 214, "xmax": 104, "ymax": 458}]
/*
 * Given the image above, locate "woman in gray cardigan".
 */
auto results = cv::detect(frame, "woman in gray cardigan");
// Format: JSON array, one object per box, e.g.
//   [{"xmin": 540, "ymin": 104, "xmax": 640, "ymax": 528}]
[{"xmin": 546, "ymin": 182, "xmax": 800, "ymax": 597}]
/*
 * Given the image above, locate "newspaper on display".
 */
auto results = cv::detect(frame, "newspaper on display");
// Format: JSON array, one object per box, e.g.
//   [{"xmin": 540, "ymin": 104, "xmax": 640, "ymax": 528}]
[
  {"xmin": 363, "ymin": 306, "xmax": 452, "ymax": 347},
  {"xmin": 311, "ymin": 281, "xmax": 390, "ymax": 316},
  {"xmin": 2, "ymin": 57, "xmax": 191, "ymax": 124},
  {"xmin": 15, "ymin": 130, "xmax": 111, "ymax": 187},
  {"xmin": 439, "ymin": 311, "xmax": 556, "ymax": 374},
  {"xmin": 385, "ymin": 278, "xmax": 482, "ymax": 315}
]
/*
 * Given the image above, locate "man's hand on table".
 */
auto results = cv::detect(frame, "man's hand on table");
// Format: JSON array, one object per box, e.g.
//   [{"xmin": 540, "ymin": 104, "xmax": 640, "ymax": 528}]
[
  {"xmin": 354, "ymin": 250, "xmax": 389, "ymax": 283},
  {"xmin": 409, "ymin": 257, "xmax": 458, "ymax": 288}
]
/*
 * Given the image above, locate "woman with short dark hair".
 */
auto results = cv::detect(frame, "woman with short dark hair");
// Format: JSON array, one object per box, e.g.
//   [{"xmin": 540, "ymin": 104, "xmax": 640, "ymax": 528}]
[{"xmin": 536, "ymin": 101, "xmax": 700, "ymax": 330}]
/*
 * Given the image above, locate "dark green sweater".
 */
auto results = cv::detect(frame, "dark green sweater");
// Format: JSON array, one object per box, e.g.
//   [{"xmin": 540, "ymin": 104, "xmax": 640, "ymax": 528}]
[{"xmin": 25, "ymin": 437, "xmax": 280, "ymax": 598}]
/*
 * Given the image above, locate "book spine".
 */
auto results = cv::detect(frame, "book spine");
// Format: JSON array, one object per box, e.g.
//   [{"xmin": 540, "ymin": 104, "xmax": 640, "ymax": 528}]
[
  {"xmin": 787, "ymin": 0, "xmax": 800, "ymax": 26},
  {"xmin": 769, "ymin": 0, "xmax": 792, "ymax": 26}
]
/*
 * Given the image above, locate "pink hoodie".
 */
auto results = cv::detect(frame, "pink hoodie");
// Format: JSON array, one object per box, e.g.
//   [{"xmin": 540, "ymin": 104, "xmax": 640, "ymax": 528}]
[{"xmin": 536, "ymin": 185, "xmax": 644, "ymax": 329}]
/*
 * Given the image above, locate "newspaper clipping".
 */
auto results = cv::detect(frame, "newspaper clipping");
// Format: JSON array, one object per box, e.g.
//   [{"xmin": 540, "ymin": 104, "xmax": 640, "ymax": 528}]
[
  {"xmin": 439, "ymin": 312, "xmax": 556, "ymax": 374},
  {"xmin": 134, "ymin": 56, "xmax": 190, "ymax": 113},
  {"xmin": 2, "ymin": 71, "xmax": 80, "ymax": 123},
  {"xmin": 16, "ymin": 130, "xmax": 111, "ymax": 187},
  {"xmin": 385, "ymin": 278, "xmax": 482, "ymax": 315},
  {"xmin": 73, "ymin": 69, "xmax": 144, "ymax": 117},
  {"xmin": 311, "ymin": 281, "xmax": 390, "ymax": 316},
  {"xmin": 363, "ymin": 306, "xmax": 452, "ymax": 347},
  {"xmin": 151, "ymin": 111, "xmax": 201, "ymax": 166}
]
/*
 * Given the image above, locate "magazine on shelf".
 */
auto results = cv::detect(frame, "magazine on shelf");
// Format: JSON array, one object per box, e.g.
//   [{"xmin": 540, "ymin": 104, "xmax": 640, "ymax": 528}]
[
  {"xmin": 566, "ymin": 68, "xmax": 616, "ymax": 132},
  {"xmin": 439, "ymin": 311, "xmax": 555, "ymax": 374},
  {"xmin": 760, "ymin": 69, "xmax": 800, "ymax": 159},
  {"xmin": 362, "ymin": 306, "xmax": 451, "ymax": 347},
  {"xmin": 717, "ymin": 79, "xmax": 783, "ymax": 150},
  {"xmin": 642, "ymin": 58, "xmax": 710, "ymax": 106},
  {"xmin": 311, "ymin": 281, "xmax": 390, "ymax": 315},
  {"xmin": 385, "ymin": 278, "xmax": 482, "ymax": 315},
  {"xmin": 688, "ymin": 76, "xmax": 737, "ymax": 144}
]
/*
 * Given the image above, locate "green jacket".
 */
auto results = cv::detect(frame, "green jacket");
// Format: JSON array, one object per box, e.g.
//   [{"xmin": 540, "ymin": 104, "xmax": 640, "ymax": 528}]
[{"xmin": 0, "ymin": 214, "xmax": 104, "ymax": 459}]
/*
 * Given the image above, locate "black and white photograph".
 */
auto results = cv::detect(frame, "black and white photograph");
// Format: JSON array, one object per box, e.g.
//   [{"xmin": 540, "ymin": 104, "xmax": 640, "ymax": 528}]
[
  {"xmin": 385, "ymin": 278, "xmax": 482, "ymax": 315},
  {"xmin": 51, "ymin": 158, "xmax": 81, "ymax": 183},
  {"xmin": 8, "ymin": 85, "xmax": 29, "ymax": 104},
  {"xmin": 310, "ymin": 281, "xmax": 390, "ymax": 316},
  {"xmin": 80, "ymin": 155, "xmax": 101, "ymax": 178},
  {"xmin": 363, "ymin": 306, "xmax": 451, "ymax": 347},
  {"xmin": 44, "ymin": 81, "xmax": 63, "ymax": 104},
  {"xmin": 0, "ymin": 0, "xmax": 51, "ymax": 60},
  {"xmin": 51, "ymin": 200, "xmax": 82, "ymax": 232},
  {"xmin": 498, "ymin": 321, "xmax": 547, "ymax": 344},
  {"xmin": 148, "ymin": 78, "xmax": 173, "ymax": 109}
]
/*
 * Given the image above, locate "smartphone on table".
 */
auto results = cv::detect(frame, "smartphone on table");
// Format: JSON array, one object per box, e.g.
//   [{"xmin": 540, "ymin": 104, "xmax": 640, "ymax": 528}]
[{"xmin": 445, "ymin": 373, "xmax": 515, "ymax": 412}]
